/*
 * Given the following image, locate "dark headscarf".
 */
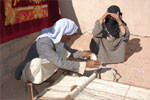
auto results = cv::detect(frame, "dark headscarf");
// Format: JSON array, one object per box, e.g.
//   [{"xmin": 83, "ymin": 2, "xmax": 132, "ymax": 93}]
[{"xmin": 105, "ymin": 5, "xmax": 122, "ymax": 38}]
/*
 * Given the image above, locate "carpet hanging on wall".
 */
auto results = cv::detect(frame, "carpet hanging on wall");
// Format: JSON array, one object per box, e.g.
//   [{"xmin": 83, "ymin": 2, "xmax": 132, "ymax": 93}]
[{"xmin": 0, "ymin": 0, "xmax": 61, "ymax": 44}]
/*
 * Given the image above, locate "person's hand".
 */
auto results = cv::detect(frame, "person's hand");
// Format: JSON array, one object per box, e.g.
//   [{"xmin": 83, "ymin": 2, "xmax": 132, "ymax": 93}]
[
  {"xmin": 109, "ymin": 12, "xmax": 121, "ymax": 22},
  {"xmin": 86, "ymin": 60, "xmax": 101, "ymax": 68},
  {"xmin": 82, "ymin": 50, "xmax": 94, "ymax": 59},
  {"xmin": 109, "ymin": 12, "xmax": 125, "ymax": 33},
  {"xmin": 100, "ymin": 12, "xmax": 111, "ymax": 24}
]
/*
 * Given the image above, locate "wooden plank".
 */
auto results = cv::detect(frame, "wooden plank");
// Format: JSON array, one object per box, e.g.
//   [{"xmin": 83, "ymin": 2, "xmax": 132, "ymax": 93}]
[
  {"xmin": 37, "ymin": 76, "xmax": 150, "ymax": 100},
  {"xmin": 125, "ymin": 86, "xmax": 150, "ymax": 100},
  {"xmin": 75, "ymin": 77, "xmax": 129, "ymax": 100}
]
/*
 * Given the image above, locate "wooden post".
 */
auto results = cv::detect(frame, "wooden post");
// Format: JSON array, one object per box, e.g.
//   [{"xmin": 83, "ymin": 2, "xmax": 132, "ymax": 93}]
[{"xmin": 27, "ymin": 82, "xmax": 34, "ymax": 100}]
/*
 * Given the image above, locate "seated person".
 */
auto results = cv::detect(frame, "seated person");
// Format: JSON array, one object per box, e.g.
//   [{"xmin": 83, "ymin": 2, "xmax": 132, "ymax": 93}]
[
  {"xmin": 15, "ymin": 18, "xmax": 101, "ymax": 84},
  {"xmin": 90, "ymin": 5, "xmax": 130, "ymax": 64}
]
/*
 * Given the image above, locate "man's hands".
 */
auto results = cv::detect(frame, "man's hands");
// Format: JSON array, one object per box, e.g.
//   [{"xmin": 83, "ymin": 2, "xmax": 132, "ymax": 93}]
[
  {"xmin": 82, "ymin": 50, "xmax": 94, "ymax": 59},
  {"xmin": 82, "ymin": 51, "xmax": 101, "ymax": 68},
  {"xmin": 86, "ymin": 60, "xmax": 101, "ymax": 68}
]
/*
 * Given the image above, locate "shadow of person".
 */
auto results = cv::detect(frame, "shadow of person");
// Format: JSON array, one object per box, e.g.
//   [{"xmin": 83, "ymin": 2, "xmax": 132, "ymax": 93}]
[
  {"xmin": 59, "ymin": 0, "xmax": 82, "ymax": 47},
  {"xmin": 125, "ymin": 38, "xmax": 142, "ymax": 61}
]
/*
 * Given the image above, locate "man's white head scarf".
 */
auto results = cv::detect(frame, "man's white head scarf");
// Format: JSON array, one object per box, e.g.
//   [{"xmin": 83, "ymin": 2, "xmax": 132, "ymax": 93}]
[{"xmin": 36, "ymin": 18, "xmax": 78, "ymax": 44}]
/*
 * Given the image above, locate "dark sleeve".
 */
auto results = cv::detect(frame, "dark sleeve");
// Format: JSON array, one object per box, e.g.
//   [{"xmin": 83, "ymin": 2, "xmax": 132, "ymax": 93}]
[
  {"xmin": 15, "ymin": 42, "xmax": 39, "ymax": 80},
  {"xmin": 25, "ymin": 42, "xmax": 39, "ymax": 60},
  {"xmin": 64, "ymin": 44, "xmax": 83, "ymax": 59},
  {"xmin": 92, "ymin": 19, "xmax": 104, "ymax": 38},
  {"xmin": 36, "ymin": 37, "xmax": 81, "ymax": 73}
]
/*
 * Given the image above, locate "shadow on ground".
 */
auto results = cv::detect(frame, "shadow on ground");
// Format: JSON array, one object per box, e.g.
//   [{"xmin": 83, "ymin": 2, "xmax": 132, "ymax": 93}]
[{"xmin": 125, "ymin": 38, "xmax": 142, "ymax": 61}]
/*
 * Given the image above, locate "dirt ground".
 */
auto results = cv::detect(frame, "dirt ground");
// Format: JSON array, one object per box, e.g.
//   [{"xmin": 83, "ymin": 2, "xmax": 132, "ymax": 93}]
[
  {"xmin": 68, "ymin": 33, "xmax": 150, "ymax": 89},
  {"xmin": 1, "ymin": 33, "xmax": 150, "ymax": 100}
]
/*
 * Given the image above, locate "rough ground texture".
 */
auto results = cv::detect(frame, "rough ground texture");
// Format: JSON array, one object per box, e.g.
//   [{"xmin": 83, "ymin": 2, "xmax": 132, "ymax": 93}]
[
  {"xmin": 68, "ymin": 33, "xmax": 150, "ymax": 89},
  {"xmin": 1, "ymin": 33, "xmax": 150, "ymax": 100}
]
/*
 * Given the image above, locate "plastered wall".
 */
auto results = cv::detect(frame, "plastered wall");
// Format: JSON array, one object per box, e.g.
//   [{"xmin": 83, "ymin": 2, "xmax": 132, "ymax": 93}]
[
  {"xmin": 0, "ymin": 32, "xmax": 40, "ymax": 99},
  {"xmin": 59, "ymin": 0, "xmax": 150, "ymax": 36}
]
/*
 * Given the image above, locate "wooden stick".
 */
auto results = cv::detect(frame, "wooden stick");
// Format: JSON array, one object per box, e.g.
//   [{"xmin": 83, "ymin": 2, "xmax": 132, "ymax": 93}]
[
  {"xmin": 65, "ymin": 72, "xmax": 97, "ymax": 100},
  {"xmin": 27, "ymin": 82, "xmax": 34, "ymax": 100}
]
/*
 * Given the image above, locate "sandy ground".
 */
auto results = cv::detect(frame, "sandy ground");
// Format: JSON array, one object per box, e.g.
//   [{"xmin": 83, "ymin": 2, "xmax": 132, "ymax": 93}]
[
  {"xmin": 1, "ymin": 33, "xmax": 150, "ymax": 100},
  {"xmin": 69, "ymin": 33, "xmax": 150, "ymax": 89}
]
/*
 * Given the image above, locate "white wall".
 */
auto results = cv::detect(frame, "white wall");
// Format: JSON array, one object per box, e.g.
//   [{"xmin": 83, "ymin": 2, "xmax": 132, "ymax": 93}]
[{"xmin": 59, "ymin": 0, "xmax": 150, "ymax": 36}]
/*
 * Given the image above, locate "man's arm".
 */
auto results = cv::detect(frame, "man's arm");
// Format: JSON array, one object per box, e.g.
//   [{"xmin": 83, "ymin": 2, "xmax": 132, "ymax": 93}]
[
  {"xmin": 64, "ymin": 44, "xmax": 83, "ymax": 59},
  {"xmin": 36, "ymin": 37, "xmax": 86, "ymax": 74},
  {"xmin": 92, "ymin": 20, "xmax": 104, "ymax": 38}
]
